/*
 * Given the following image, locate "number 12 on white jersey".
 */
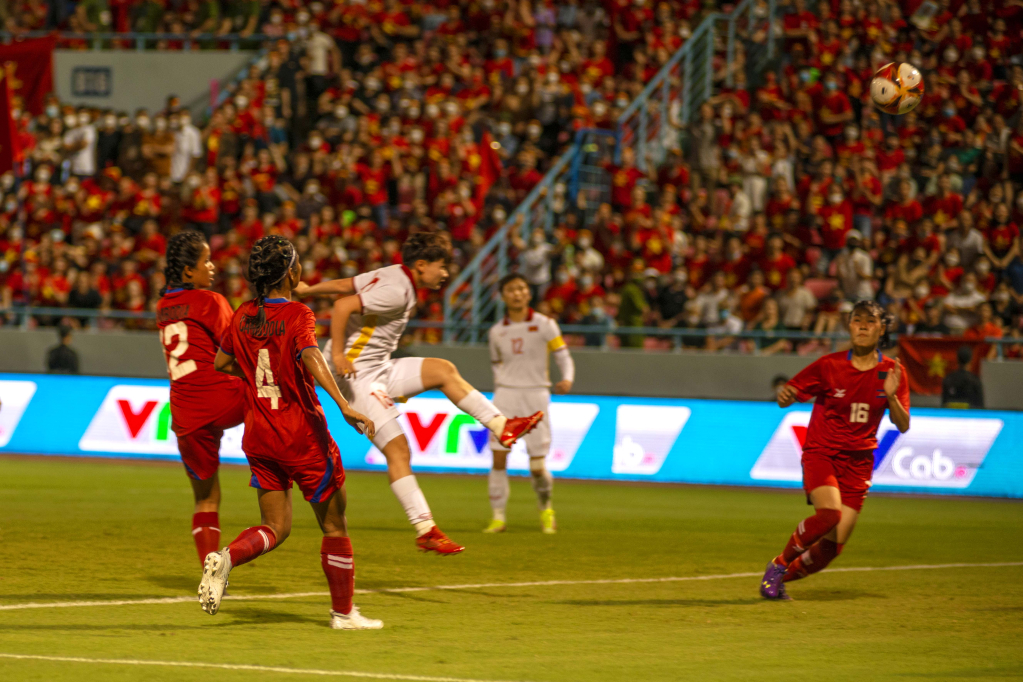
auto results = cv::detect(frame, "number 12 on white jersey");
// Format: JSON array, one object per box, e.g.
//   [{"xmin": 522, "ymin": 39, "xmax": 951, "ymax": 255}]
[{"xmin": 256, "ymin": 348, "xmax": 282, "ymax": 409}]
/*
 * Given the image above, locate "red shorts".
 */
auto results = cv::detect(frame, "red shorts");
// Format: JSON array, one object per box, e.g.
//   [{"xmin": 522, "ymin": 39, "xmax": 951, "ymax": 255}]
[
  {"xmin": 801, "ymin": 447, "xmax": 875, "ymax": 512},
  {"xmin": 246, "ymin": 439, "xmax": 345, "ymax": 503},
  {"xmin": 176, "ymin": 399, "xmax": 246, "ymax": 481}
]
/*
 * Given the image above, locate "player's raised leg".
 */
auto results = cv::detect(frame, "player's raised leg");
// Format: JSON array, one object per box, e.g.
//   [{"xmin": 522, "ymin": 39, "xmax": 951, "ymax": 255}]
[
  {"xmin": 311, "ymin": 485, "xmax": 382, "ymax": 629},
  {"xmin": 784, "ymin": 504, "xmax": 858, "ymax": 582},
  {"xmin": 199, "ymin": 486, "xmax": 291, "ymax": 615},
  {"xmin": 420, "ymin": 358, "xmax": 542, "ymax": 448}
]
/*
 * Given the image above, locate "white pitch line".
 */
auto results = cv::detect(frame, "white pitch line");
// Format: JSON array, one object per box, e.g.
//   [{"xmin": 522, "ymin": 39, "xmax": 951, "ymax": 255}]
[
  {"xmin": 0, "ymin": 653, "xmax": 531, "ymax": 682},
  {"xmin": 1, "ymin": 561, "xmax": 1020, "ymax": 612}
]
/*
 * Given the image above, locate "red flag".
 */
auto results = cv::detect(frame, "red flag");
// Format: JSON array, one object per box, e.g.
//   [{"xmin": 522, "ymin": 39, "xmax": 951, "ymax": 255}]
[
  {"xmin": 0, "ymin": 36, "xmax": 56, "ymax": 115},
  {"xmin": 0, "ymin": 69, "xmax": 21, "ymax": 174},
  {"xmin": 473, "ymin": 131, "xmax": 503, "ymax": 212},
  {"xmin": 897, "ymin": 337, "xmax": 982, "ymax": 395}
]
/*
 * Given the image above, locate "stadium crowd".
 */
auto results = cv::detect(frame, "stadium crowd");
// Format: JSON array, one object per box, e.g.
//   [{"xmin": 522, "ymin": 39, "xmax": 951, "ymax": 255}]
[{"xmin": 0, "ymin": 0, "xmax": 1020, "ymax": 358}]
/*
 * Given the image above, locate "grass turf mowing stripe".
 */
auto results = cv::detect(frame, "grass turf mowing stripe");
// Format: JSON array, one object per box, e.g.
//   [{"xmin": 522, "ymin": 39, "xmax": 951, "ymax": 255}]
[
  {"xmin": 0, "ymin": 653, "xmax": 533, "ymax": 682},
  {"xmin": 1, "ymin": 561, "xmax": 1020, "ymax": 612}
]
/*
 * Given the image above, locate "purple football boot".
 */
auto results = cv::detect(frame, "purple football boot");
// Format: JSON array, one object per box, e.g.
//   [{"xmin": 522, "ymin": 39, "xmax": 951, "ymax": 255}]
[{"xmin": 759, "ymin": 561, "xmax": 791, "ymax": 600}]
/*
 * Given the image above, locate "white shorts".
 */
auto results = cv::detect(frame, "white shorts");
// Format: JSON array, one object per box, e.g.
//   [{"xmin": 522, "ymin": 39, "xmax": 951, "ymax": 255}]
[
  {"xmin": 489, "ymin": 387, "xmax": 551, "ymax": 458},
  {"xmin": 325, "ymin": 340, "xmax": 425, "ymax": 450}
]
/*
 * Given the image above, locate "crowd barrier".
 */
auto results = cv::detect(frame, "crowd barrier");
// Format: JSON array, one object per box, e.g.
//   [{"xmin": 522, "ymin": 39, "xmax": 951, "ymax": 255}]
[{"xmin": 2, "ymin": 373, "xmax": 1020, "ymax": 498}]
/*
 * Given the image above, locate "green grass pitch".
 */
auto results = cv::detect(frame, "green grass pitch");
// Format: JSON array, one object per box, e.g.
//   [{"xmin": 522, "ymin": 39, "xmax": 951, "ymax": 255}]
[{"xmin": 0, "ymin": 455, "xmax": 1021, "ymax": 682}]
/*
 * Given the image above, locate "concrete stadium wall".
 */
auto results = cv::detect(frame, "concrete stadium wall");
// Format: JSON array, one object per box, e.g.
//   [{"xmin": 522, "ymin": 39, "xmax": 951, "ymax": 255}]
[
  {"xmin": 1, "ymin": 329, "xmax": 1020, "ymax": 409},
  {"xmin": 54, "ymin": 50, "xmax": 256, "ymax": 115}
]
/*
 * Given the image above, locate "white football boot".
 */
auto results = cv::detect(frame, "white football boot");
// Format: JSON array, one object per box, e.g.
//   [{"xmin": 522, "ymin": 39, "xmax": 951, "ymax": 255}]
[
  {"xmin": 329, "ymin": 605, "xmax": 384, "ymax": 630},
  {"xmin": 198, "ymin": 549, "xmax": 232, "ymax": 615}
]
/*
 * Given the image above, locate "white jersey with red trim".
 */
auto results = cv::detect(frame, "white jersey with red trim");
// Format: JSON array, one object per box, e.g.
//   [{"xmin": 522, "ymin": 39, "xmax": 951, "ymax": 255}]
[
  {"xmin": 343, "ymin": 264, "xmax": 418, "ymax": 370},
  {"xmin": 489, "ymin": 310, "xmax": 567, "ymax": 389}
]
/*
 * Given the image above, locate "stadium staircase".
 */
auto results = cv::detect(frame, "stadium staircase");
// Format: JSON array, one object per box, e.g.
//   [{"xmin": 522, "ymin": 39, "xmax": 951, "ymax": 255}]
[{"xmin": 443, "ymin": 0, "xmax": 780, "ymax": 343}]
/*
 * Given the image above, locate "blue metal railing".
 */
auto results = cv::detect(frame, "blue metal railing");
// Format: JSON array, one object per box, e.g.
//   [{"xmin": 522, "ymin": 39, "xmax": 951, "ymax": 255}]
[
  {"xmin": 442, "ymin": 0, "xmax": 780, "ymax": 341},
  {"xmin": 0, "ymin": 30, "xmax": 269, "ymax": 52}
]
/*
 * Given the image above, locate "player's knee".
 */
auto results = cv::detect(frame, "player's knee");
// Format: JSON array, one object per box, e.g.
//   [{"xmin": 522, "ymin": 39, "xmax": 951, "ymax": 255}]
[
  {"xmin": 529, "ymin": 457, "xmax": 547, "ymax": 476},
  {"xmin": 435, "ymin": 358, "xmax": 458, "ymax": 380},
  {"xmin": 816, "ymin": 508, "xmax": 842, "ymax": 531}
]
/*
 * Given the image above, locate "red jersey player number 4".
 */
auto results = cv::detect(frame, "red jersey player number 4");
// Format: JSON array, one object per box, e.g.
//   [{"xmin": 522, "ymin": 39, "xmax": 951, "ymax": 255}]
[
  {"xmin": 203, "ymin": 235, "xmax": 381, "ymax": 631},
  {"xmin": 760, "ymin": 300, "xmax": 910, "ymax": 602}
]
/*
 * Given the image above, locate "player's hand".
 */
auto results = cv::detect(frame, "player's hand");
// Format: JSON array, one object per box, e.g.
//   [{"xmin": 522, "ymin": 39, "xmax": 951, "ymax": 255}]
[
  {"xmin": 885, "ymin": 358, "xmax": 902, "ymax": 398},
  {"xmin": 334, "ymin": 354, "xmax": 357, "ymax": 379},
  {"xmin": 342, "ymin": 406, "xmax": 375, "ymax": 439},
  {"xmin": 294, "ymin": 281, "xmax": 311, "ymax": 297},
  {"xmin": 776, "ymin": 383, "xmax": 799, "ymax": 408},
  {"xmin": 554, "ymin": 379, "xmax": 573, "ymax": 394}
]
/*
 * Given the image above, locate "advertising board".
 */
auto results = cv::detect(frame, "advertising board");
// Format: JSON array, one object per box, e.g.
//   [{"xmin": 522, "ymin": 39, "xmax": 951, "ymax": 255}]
[{"xmin": 1, "ymin": 374, "xmax": 1020, "ymax": 498}]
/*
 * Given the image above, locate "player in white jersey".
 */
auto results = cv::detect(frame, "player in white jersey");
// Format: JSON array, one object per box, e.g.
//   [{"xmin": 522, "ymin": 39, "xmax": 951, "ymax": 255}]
[
  {"xmin": 484, "ymin": 273, "xmax": 574, "ymax": 534},
  {"xmin": 294, "ymin": 233, "xmax": 543, "ymax": 554}
]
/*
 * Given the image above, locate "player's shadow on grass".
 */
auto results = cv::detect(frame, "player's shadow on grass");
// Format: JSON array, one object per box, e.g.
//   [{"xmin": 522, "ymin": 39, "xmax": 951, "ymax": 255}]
[
  {"xmin": 0, "ymin": 623, "xmax": 204, "ymax": 632},
  {"xmin": 553, "ymin": 598, "xmax": 762, "ymax": 607},
  {"xmin": 211, "ymin": 607, "xmax": 322, "ymax": 627},
  {"xmin": 791, "ymin": 589, "xmax": 883, "ymax": 601}
]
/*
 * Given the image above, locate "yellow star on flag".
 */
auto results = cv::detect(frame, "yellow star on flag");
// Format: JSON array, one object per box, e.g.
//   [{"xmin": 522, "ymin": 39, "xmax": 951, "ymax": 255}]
[{"xmin": 927, "ymin": 353, "xmax": 948, "ymax": 378}]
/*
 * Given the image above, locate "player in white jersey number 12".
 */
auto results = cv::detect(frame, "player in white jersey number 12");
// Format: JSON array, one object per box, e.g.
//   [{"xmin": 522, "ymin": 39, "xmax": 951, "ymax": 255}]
[
  {"xmin": 294, "ymin": 233, "xmax": 543, "ymax": 554},
  {"xmin": 485, "ymin": 273, "xmax": 574, "ymax": 534}
]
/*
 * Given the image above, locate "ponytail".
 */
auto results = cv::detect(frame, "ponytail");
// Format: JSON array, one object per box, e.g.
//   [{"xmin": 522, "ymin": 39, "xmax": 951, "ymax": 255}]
[
  {"xmin": 161, "ymin": 230, "xmax": 207, "ymax": 296},
  {"xmin": 245, "ymin": 235, "xmax": 297, "ymax": 326}
]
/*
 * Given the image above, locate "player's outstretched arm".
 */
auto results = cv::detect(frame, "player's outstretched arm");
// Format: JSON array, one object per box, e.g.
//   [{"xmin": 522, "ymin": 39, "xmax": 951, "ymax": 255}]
[
  {"xmin": 214, "ymin": 349, "xmax": 246, "ymax": 380},
  {"xmin": 300, "ymin": 347, "xmax": 376, "ymax": 440},
  {"xmin": 330, "ymin": 295, "xmax": 362, "ymax": 379},
  {"xmin": 294, "ymin": 278, "xmax": 356, "ymax": 299}
]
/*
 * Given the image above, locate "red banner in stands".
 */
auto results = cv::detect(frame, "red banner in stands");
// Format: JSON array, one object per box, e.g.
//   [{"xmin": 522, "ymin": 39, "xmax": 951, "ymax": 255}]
[
  {"xmin": 474, "ymin": 131, "xmax": 502, "ymax": 212},
  {"xmin": 898, "ymin": 337, "xmax": 982, "ymax": 395},
  {"xmin": 0, "ymin": 36, "xmax": 56, "ymax": 115},
  {"xmin": 0, "ymin": 69, "xmax": 21, "ymax": 174}
]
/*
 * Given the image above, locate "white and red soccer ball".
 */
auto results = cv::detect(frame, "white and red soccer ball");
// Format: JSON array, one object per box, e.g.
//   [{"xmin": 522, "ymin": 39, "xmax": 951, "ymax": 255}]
[{"xmin": 870, "ymin": 62, "xmax": 924, "ymax": 115}]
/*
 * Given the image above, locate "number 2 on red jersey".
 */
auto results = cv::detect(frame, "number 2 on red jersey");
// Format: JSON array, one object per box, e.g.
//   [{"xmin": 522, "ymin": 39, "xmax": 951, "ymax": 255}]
[
  {"xmin": 162, "ymin": 322, "xmax": 197, "ymax": 380},
  {"xmin": 255, "ymin": 348, "xmax": 282, "ymax": 409}
]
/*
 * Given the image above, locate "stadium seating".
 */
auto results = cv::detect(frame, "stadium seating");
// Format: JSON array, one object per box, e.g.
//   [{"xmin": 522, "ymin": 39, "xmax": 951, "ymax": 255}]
[{"xmin": 0, "ymin": 0, "xmax": 1020, "ymax": 359}]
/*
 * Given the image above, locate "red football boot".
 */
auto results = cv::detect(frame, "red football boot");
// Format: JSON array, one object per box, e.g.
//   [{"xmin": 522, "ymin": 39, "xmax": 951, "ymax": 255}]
[
  {"xmin": 416, "ymin": 526, "xmax": 465, "ymax": 555},
  {"xmin": 499, "ymin": 411, "xmax": 544, "ymax": 448}
]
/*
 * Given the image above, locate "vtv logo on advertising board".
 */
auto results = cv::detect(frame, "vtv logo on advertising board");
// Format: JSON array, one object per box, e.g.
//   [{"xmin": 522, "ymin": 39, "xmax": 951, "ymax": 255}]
[
  {"xmin": 750, "ymin": 411, "xmax": 1002, "ymax": 489},
  {"xmin": 364, "ymin": 397, "xmax": 599, "ymax": 472},
  {"xmin": 79, "ymin": 385, "xmax": 245, "ymax": 459}
]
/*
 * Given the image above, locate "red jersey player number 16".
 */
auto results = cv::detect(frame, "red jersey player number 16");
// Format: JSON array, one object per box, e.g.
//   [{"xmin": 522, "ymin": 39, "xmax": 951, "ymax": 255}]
[{"xmin": 760, "ymin": 300, "xmax": 910, "ymax": 601}]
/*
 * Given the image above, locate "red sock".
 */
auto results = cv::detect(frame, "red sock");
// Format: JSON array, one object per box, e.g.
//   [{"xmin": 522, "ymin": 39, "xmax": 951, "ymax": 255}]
[
  {"xmin": 321, "ymin": 536, "xmax": 354, "ymax": 615},
  {"xmin": 226, "ymin": 525, "xmax": 277, "ymax": 567},
  {"xmin": 775, "ymin": 508, "xmax": 841, "ymax": 565},
  {"xmin": 783, "ymin": 539, "xmax": 843, "ymax": 582},
  {"xmin": 191, "ymin": 512, "xmax": 221, "ymax": 566}
]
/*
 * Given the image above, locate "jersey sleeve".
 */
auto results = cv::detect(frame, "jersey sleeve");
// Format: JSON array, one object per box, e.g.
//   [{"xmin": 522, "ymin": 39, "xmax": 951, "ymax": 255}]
[
  {"xmin": 219, "ymin": 310, "xmax": 237, "ymax": 356},
  {"xmin": 489, "ymin": 327, "xmax": 501, "ymax": 364},
  {"xmin": 358, "ymin": 274, "xmax": 410, "ymax": 317},
  {"xmin": 207, "ymin": 293, "xmax": 235, "ymax": 347},
  {"xmin": 292, "ymin": 305, "xmax": 320, "ymax": 360},
  {"xmin": 787, "ymin": 357, "xmax": 825, "ymax": 401},
  {"xmin": 543, "ymin": 317, "xmax": 567, "ymax": 352}
]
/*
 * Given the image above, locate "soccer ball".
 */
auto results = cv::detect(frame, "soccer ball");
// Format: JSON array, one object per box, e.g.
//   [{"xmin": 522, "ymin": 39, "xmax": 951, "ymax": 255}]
[{"xmin": 870, "ymin": 62, "xmax": 924, "ymax": 115}]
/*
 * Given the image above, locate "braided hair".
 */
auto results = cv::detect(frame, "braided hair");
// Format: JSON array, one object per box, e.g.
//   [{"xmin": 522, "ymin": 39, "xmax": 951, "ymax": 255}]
[
  {"xmin": 160, "ymin": 230, "xmax": 207, "ymax": 296},
  {"xmin": 850, "ymin": 299, "xmax": 895, "ymax": 349},
  {"xmin": 246, "ymin": 235, "xmax": 297, "ymax": 326}
]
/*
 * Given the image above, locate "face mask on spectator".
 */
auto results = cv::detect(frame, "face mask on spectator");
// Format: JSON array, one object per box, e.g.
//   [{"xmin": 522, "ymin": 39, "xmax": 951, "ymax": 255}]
[
  {"xmin": 943, "ymin": 107, "xmax": 955, "ymax": 117},
  {"xmin": 963, "ymin": 281, "xmax": 976, "ymax": 293},
  {"xmin": 1, "ymin": 173, "xmax": 14, "ymax": 190},
  {"xmin": 515, "ymin": 83, "xmax": 530, "ymax": 95},
  {"xmin": 46, "ymin": 104, "xmax": 59, "ymax": 118},
  {"xmin": 187, "ymin": 174, "xmax": 201, "ymax": 188},
  {"xmin": 579, "ymin": 275, "xmax": 593, "ymax": 288},
  {"xmin": 306, "ymin": 183, "xmax": 320, "ymax": 195},
  {"xmin": 845, "ymin": 127, "xmax": 858, "ymax": 141},
  {"xmin": 271, "ymin": 13, "xmax": 283, "ymax": 24},
  {"xmin": 309, "ymin": 135, "xmax": 323, "ymax": 148},
  {"xmin": 66, "ymin": 180, "xmax": 79, "ymax": 194},
  {"xmin": 547, "ymin": 72, "xmax": 560, "ymax": 85},
  {"xmin": 4, "ymin": 199, "xmax": 17, "ymax": 213},
  {"xmin": 104, "ymin": 115, "xmax": 116, "ymax": 128},
  {"xmin": 825, "ymin": 80, "xmax": 837, "ymax": 91},
  {"xmin": 494, "ymin": 48, "xmax": 507, "ymax": 58},
  {"xmin": 35, "ymin": 168, "xmax": 51, "ymax": 183},
  {"xmin": 527, "ymin": 124, "xmax": 541, "ymax": 139},
  {"xmin": 180, "ymin": 114, "xmax": 191, "ymax": 127},
  {"xmin": 829, "ymin": 192, "xmax": 843, "ymax": 205},
  {"xmin": 498, "ymin": 122, "xmax": 512, "ymax": 136},
  {"xmin": 593, "ymin": 101, "xmax": 608, "ymax": 116},
  {"xmin": 493, "ymin": 208, "xmax": 506, "ymax": 222},
  {"xmin": 972, "ymin": 46, "xmax": 984, "ymax": 60},
  {"xmin": 945, "ymin": 253, "xmax": 960, "ymax": 267},
  {"xmin": 944, "ymin": 47, "xmax": 959, "ymax": 63},
  {"xmin": 155, "ymin": 118, "xmax": 167, "ymax": 132},
  {"xmin": 410, "ymin": 129, "xmax": 424, "ymax": 144},
  {"xmin": 977, "ymin": 261, "xmax": 991, "ymax": 275},
  {"xmin": 335, "ymin": 105, "xmax": 348, "ymax": 119},
  {"xmin": 579, "ymin": 237, "xmax": 592, "ymax": 249},
  {"xmin": 994, "ymin": 290, "xmax": 1011, "ymax": 303},
  {"xmin": 531, "ymin": 232, "xmax": 545, "ymax": 246},
  {"xmin": 915, "ymin": 284, "xmax": 930, "ymax": 299},
  {"xmin": 235, "ymin": 96, "xmax": 249, "ymax": 110},
  {"xmin": 64, "ymin": 115, "xmax": 77, "ymax": 128},
  {"xmin": 555, "ymin": 271, "xmax": 570, "ymax": 284},
  {"xmin": 580, "ymin": 82, "xmax": 593, "ymax": 95},
  {"xmin": 377, "ymin": 99, "xmax": 391, "ymax": 114},
  {"xmin": 170, "ymin": 117, "xmax": 180, "ymax": 130},
  {"xmin": 118, "ymin": 116, "xmax": 130, "ymax": 127},
  {"xmin": 444, "ymin": 101, "xmax": 459, "ymax": 116},
  {"xmin": 342, "ymin": 265, "xmax": 358, "ymax": 278},
  {"xmin": 365, "ymin": 78, "xmax": 381, "ymax": 92},
  {"xmin": 426, "ymin": 103, "xmax": 440, "ymax": 118},
  {"xmin": 615, "ymin": 97, "xmax": 629, "ymax": 108},
  {"xmin": 297, "ymin": 11, "xmax": 310, "ymax": 24},
  {"xmin": 680, "ymin": 25, "xmax": 691, "ymax": 38}
]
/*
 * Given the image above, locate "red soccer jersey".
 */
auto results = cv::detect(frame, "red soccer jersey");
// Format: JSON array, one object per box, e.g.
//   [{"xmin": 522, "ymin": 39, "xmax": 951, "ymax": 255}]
[
  {"xmin": 220, "ymin": 299, "xmax": 333, "ymax": 461},
  {"xmin": 788, "ymin": 350, "xmax": 910, "ymax": 452},
  {"xmin": 157, "ymin": 288, "xmax": 245, "ymax": 437}
]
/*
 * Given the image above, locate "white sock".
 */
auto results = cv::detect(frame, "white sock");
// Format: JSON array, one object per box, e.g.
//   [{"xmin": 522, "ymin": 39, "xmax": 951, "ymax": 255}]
[
  {"xmin": 456, "ymin": 390, "xmax": 506, "ymax": 435},
  {"xmin": 390, "ymin": 475, "xmax": 435, "ymax": 536},
  {"xmin": 530, "ymin": 460, "xmax": 553, "ymax": 510},
  {"xmin": 488, "ymin": 469, "xmax": 509, "ymax": 522}
]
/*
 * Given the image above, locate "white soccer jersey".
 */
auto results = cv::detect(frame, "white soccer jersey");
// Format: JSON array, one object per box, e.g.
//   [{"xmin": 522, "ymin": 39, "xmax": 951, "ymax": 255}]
[
  {"xmin": 344, "ymin": 264, "xmax": 418, "ymax": 369},
  {"xmin": 489, "ymin": 310, "xmax": 568, "ymax": 389}
]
